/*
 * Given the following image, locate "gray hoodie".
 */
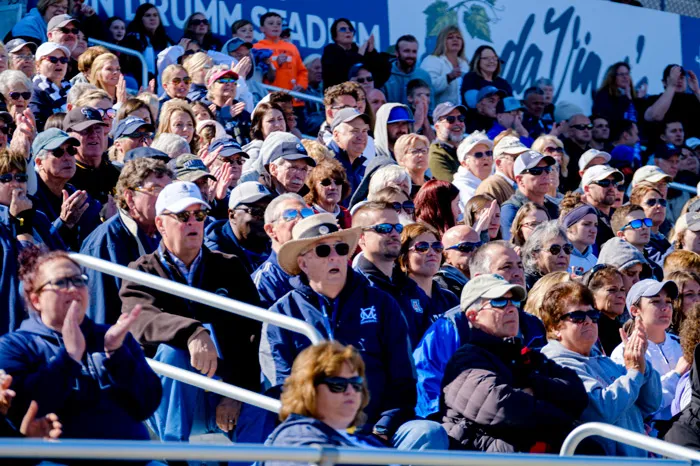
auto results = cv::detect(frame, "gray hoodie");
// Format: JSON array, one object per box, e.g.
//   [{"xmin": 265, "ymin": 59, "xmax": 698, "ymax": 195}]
[
  {"xmin": 542, "ymin": 340, "xmax": 661, "ymax": 457},
  {"xmin": 596, "ymin": 237, "xmax": 652, "ymax": 277},
  {"xmin": 374, "ymin": 103, "xmax": 413, "ymax": 159}
]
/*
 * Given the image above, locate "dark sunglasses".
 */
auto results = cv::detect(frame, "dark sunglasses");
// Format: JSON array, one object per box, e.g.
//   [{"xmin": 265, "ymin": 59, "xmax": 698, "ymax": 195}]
[
  {"xmin": 543, "ymin": 243, "xmax": 574, "ymax": 255},
  {"xmin": 9, "ymin": 91, "xmax": 31, "ymax": 101},
  {"xmin": 190, "ymin": 18, "xmax": 209, "ymax": 26},
  {"xmin": 441, "ymin": 115, "xmax": 466, "ymax": 124},
  {"xmin": 411, "ymin": 241, "xmax": 444, "ymax": 254},
  {"xmin": 96, "ymin": 107, "xmax": 116, "ymax": 119},
  {"xmin": 0, "ymin": 126, "xmax": 9, "ymax": 135},
  {"xmin": 543, "ymin": 146, "xmax": 564, "ymax": 154},
  {"xmin": 390, "ymin": 201, "xmax": 415, "ymax": 215},
  {"xmin": 42, "ymin": 56, "xmax": 70, "ymax": 65},
  {"xmin": 0, "ymin": 173, "xmax": 28, "ymax": 183},
  {"xmin": 486, "ymin": 298, "xmax": 522, "ymax": 309},
  {"xmin": 523, "ymin": 166, "xmax": 552, "ymax": 176},
  {"xmin": 337, "ymin": 26, "xmax": 355, "ymax": 34},
  {"xmin": 645, "ymin": 198, "xmax": 668, "ymax": 208},
  {"xmin": 221, "ymin": 156, "xmax": 245, "ymax": 166},
  {"xmin": 124, "ymin": 131, "xmax": 154, "ymax": 140},
  {"xmin": 623, "ymin": 218, "xmax": 653, "ymax": 230},
  {"xmin": 470, "ymin": 150, "xmax": 493, "ymax": 159},
  {"xmin": 355, "ymin": 76, "xmax": 374, "ymax": 84},
  {"xmin": 570, "ymin": 124, "xmax": 593, "ymax": 131},
  {"xmin": 364, "ymin": 223, "xmax": 404, "ymax": 234},
  {"xmin": 280, "ymin": 207, "xmax": 315, "ymax": 222},
  {"xmin": 317, "ymin": 376, "xmax": 363, "ymax": 393},
  {"xmin": 171, "ymin": 77, "xmax": 192, "ymax": 85},
  {"xmin": 166, "ymin": 210, "xmax": 208, "ymax": 223},
  {"xmin": 312, "ymin": 242, "xmax": 350, "ymax": 258},
  {"xmin": 446, "ymin": 241, "xmax": 482, "ymax": 253},
  {"xmin": 59, "ymin": 27, "xmax": 80, "ymax": 35},
  {"xmin": 560, "ymin": 309, "xmax": 601, "ymax": 324},
  {"xmin": 320, "ymin": 177, "xmax": 344, "ymax": 187},
  {"xmin": 51, "ymin": 145, "xmax": 78, "ymax": 158},
  {"xmin": 37, "ymin": 274, "xmax": 89, "ymax": 292},
  {"xmin": 592, "ymin": 179, "xmax": 623, "ymax": 190},
  {"xmin": 235, "ymin": 205, "xmax": 265, "ymax": 218}
]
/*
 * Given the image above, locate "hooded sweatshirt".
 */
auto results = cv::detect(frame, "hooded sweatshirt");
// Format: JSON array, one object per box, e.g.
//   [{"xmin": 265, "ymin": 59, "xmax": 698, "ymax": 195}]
[
  {"xmin": 542, "ymin": 340, "xmax": 661, "ymax": 457},
  {"xmin": 451, "ymin": 166, "xmax": 483, "ymax": 211},
  {"xmin": 381, "ymin": 58, "xmax": 433, "ymax": 107},
  {"xmin": 373, "ymin": 103, "xmax": 412, "ymax": 159}
]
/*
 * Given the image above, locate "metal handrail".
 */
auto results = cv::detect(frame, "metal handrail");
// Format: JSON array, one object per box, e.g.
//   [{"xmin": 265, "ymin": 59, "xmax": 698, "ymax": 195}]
[
  {"xmin": 0, "ymin": 439, "xmax": 688, "ymax": 465},
  {"xmin": 669, "ymin": 182, "xmax": 697, "ymax": 194},
  {"xmin": 87, "ymin": 38, "xmax": 149, "ymax": 90},
  {"xmin": 262, "ymin": 83, "xmax": 324, "ymax": 104},
  {"xmin": 560, "ymin": 422, "xmax": 700, "ymax": 460}
]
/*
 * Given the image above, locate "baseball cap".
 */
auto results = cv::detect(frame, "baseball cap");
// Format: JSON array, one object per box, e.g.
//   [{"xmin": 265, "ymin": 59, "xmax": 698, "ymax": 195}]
[
  {"xmin": 5, "ymin": 38, "xmax": 37, "ymax": 54},
  {"xmin": 553, "ymin": 101, "xmax": 583, "ymax": 123},
  {"xmin": 207, "ymin": 69, "xmax": 239, "ymax": 87},
  {"xmin": 32, "ymin": 128, "xmax": 79, "ymax": 154},
  {"xmin": 260, "ymin": 132, "xmax": 316, "ymax": 167},
  {"xmin": 625, "ymin": 279, "xmax": 678, "ymax": 311},
  {"xmin": 578, "ymin": 149, "xmax": 611, "ymax": 172},
  {"xmin": 464, "ymin": 89, "xmax": 479, "ymax": 109},
  {"xmin": 173, "ymin": 153, "xmax": 215, "ymax": 183},
  {"xmin": 498, "ymin": 96, "xmax": 524, "ymax": 113},
  {"xmin": 655, "ymin": 142, "xmax": 682, "ymax": 160},
  {"xmin": 386, "ymin": 106, "xmax": 414, "ymax": 124},
  {"xmin": 494, "ymin": 136, "xmax": 528, "ymax": 158},
  {"xmin": 631, "ymin": 165, "xmax": 672, "ymax": 187},
  {"xmin": 124, "ymin": 147, "xmax": 169, "ymax": 163},
  {"xmin": 155, "ymin": 181, "xmax": 211, "ymax": 216},
  {"xmin": 225, "ymin": 37, "xmax": 252, "ymax": 54},
  {"xmin": 209, "ymin": 138, "xmax": 249, "ymax": 158},
  {"xmin": 433, "ymin": 102, "xmax": 467, "ymax": 121},
  {"xmin": 581, "ymin": 165, "xmax": 624, "ymax": 187},
  {"xmin": 63, "ymin": 107, "xmax": 107, "ymax": 132},
  {"xmin": 331, "ymin": 108, "xmax": 370, "ymax": 131},
  {"xmin": 460, "ymin": 274, "xmax": 526, "ymax": 311},
  {"xmin": 686, "ymin": 137, "xmax": 700, "ymax": 150},
  {"xmin": 513, "ymin": 150, "xmax": 556, "ymax": 176},
  {"xmin": 47, "ymin": 14, "xmax": 79, "ymax": 32},
  {"xmin": 348, "ymin": 62, "xmax": 368, "ymax": 80},
  {"xmin": 687, "ymin": 198, "xmax": 700, "ymax": 214},
  {"xmin": 477, "ymin": 86, "xmax": 506, "ymax": 103},
  {"xmin": 110, "ymin": 117, "xmax": 155, "ymax": 140},
  {"xmin": 35, "ymin": 42, "xmax": 70, "ymax": 62},
  {"xmin": 228, "ymin": 181, "xmax": 273, "ymax": 210},
  {"xmin": 685, "ymin": 212, "xmax": 700, "ymax": 232},
  {"xmin": 457, "ymin": 130, "xmax": 493, "ymax": 163}
]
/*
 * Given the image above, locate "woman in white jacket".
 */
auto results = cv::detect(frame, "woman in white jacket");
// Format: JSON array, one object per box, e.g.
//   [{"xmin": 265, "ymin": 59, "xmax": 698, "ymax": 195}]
[{"xmin": 420, "ymin": 26, "xmax": 469, "ymax": 106}]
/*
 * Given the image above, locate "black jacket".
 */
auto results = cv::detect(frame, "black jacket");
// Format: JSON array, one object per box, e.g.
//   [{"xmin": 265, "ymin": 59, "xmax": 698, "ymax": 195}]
[{"xmin": 321, "ymin": 43, "xmax": 388, "ymax": 90}]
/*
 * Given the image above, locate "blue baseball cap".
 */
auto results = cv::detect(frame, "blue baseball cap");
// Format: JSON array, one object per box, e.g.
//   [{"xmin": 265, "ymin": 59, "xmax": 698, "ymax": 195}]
[
  {"xmin": 226, "ymin": 37, "xmax": 252, "ymax": 54},
  {"xmin": 124, "ymin": 147, "xmax": 170, "ymax": 163},
  {"xmin": 499, "ymin": 96, "xmax": 524, "ymax": 113},
  {"xmin": 387, "ymin": 106, "xmax": 414, "ymax": 124},
  {"xmin": 110, "ymin": 117, "xmax": 155, "ymax": 140},
  {"xmin": 32, "ymin": 128, "xmax": 79, "ymax": 154},
  {"xmin": 209, "ymin": 138, "xmax": 249, "ymax": 158},
  {"xmin": 477, "ymin": 85, "xmax": 506, "ymax": 103}
]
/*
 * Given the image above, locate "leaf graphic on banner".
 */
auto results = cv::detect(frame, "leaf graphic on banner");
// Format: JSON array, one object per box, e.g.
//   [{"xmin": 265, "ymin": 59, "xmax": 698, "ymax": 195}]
[
  {"xmin": 463, "ymin": 4, "xmax": 492, "ymax": 42},
  {"xmin": 424, "ymin": 0, "xmax": 458, "ymax": 37}
]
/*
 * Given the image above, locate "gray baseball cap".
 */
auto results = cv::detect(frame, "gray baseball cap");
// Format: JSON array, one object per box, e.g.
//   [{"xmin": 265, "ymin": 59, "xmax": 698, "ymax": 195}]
[
  {"xmin": 513, "ymin": 150, "xmax": 555, "ymax": 176},
  {"xmin": 460, "ymin": 274, "xmax": 527, "ymax": 311},
  {"xmin": 330, "ymin": 108, "xmax": 370, "ymax": 131},
  {"xmin": 173, "ymin": 153, "xmax": 215, "ymax": 183},
  {"xmin": 432, "ymin": 102, "xmax": 467, "ymax": 121},
  {"xmin": 626, "ymin": 279, "xmax": 678, "ymax": 311},
  {"xmin": 685, "ymin": 212, "xmax": 700, "ymax": 232},
  {"xmin": 260, "ymin": 132, "xmax": 316, "ymax": 167}
]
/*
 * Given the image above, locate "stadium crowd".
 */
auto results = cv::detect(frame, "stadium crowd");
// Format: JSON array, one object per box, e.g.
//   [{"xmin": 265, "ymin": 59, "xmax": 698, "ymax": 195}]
[{"xmin": 1, "ymin": 1, "xmax": 700, "ymax": 464}]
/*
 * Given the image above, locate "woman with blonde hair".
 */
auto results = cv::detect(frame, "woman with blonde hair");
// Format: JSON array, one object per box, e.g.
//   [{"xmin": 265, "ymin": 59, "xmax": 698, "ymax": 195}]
[
  {"xmin": 115, "ymin": 97, "xmax": 154, "ymax": 125},
  {"xmin": 160, "ymin": 64, "xmax": 191, "ymax": 103},
  {"xmin": 71, "ymin": 45, "xmax": 109, "ymax": 84},
  {"xmin": 421, "ymin": 25, "xmax": 469, "ymax": 105},
  {"xmin": 523, "ymin": 271, "xmax": 571, "ymax": 320},
  {"xmin": 156, "ymin": 99, "xmax": 199, "ymax": 153},
  {"xmin": 394, "ymin": 133, "xmax": 430, "ymax": 197},
  {"xmin": 88, "ymin": 53, "xmax": 125, "ymax": 104},
  {"xmin": 182, "ymin": 51, "xmax": 213, "ymax": 102}
]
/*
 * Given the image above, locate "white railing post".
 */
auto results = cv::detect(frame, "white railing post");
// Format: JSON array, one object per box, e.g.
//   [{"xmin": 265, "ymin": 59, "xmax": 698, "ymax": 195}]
[{"xmin": 261, "ymin": 83, "xmax": 324, "ymax": 105}]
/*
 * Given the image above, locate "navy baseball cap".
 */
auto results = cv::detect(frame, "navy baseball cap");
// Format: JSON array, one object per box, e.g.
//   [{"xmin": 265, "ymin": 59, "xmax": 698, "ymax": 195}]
[
  {"xmin": 477, "ymin": 85, "xmax": 506, "ymax": 103},
  {"xmin": 110, "ymin": 117, "xmax": 155, "ymax": 140},
  {"xmin": 209, "ymin": 138, "xmax": 249, "ymax": 158},
  {"xmin": 387, "ymin": 106, "xmax": 414, "ymax": 124},
  {"xmin": 124, "ymin": 147, "xmax": 170, "ymax": 163},
  {"xmin": 655, "ymin": 143, "xmax": 682, "ymax": 160}
]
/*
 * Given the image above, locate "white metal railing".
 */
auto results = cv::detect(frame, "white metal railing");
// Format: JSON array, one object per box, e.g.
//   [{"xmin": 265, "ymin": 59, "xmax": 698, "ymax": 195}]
[
  {"xmin": 560, "ymin": 423, "xmax": 700, "ymax": 461},
  {"xmin": 0, "ymin": 439, "xmax": 689, "ymax": 465},
  {"xmin": 87, "ymin": 38, "xmax": 149, "ymax": 90},
  {"xmin": 262, "ymin": 83, "xmax": 324, "ymax": 105},
  {"xmin": 669, "ymin": 182, "xmax": 697, "ymax": 195}
]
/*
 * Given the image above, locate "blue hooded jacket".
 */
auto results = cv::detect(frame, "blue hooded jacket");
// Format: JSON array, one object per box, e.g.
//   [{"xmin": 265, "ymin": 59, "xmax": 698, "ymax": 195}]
[
  {"xmin": 204, "ymin": 218, "xmax": 270, "ymax": 274},
  {"xmin": 252, "ymin": 250, "xmax": 293, "ymax": 309},
  {"xmin": 261, "ymin": 268, "xmax": 417, "ymax": 434},
  {"xmin": 9, "ymin": 8, "xmax": 47, "ymax": 43}
]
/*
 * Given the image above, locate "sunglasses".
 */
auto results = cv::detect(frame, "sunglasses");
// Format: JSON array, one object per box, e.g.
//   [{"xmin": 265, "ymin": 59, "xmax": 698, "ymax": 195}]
[
  {"xmin": 645, "ymin": 198, "xmax": 668, "ymax": 208},
  {"xmin": 51, "ymin": 145, "xmax": 78, "ymax": 158},
  {"xmin": 235, "ymin": 205, "xmax": 265, "ymax": 218},
  {"xmin": 166, "ymin": 210, "xmax": 208, "ymax": 223},
  {"xmin": 59, "ymin": 27, "xmax": 80, "ymax": 35},
  {"xmin": 190, "ymin": 18, "xmax": 209, "ymax": 26},
  {"xmin": 221, "ymin": 156, "xmax": 245, "ymax": 166},
  {"xmin": 411, "ymin": 241, "xmax": 444, "ymax": 254},
  {"xmin": 37, "ymin": 274, "xmax": 89, "ymax": 292},
  {"xmin": 217, "ymin": 77, "xmax": 237, "ymax": 84},
  {"xmin": 542, "ymin": 243, "xmax": 574, "ymax": 255},
  {"xmin": 0, "ymin": 126, "xmax": 9, "ymax": 135},
  {"xmin": 337, "ymin": 26, "xmax": 355, "ymax": 34},
  {"xmin": 523, "ymin": 166, "xmax": 552, "ymax": 176},
  {"xmin": 470, "ymin": 150, "xmax": 493, "ymax": 159},
  {"xmin": 280, "ymin": 207, "xmax": 315, "ymax": 222},
  {"xmin": 484, "ymin": 298, "xmax": 522, "ymax": 309},
  {"xmin": 0, "ymin": 173, "xmax": 28, "ymax": 183},
  {"xmin": 171, "ymin": 77, "xmax": 192, "ymax": 85},
  {"xmin": 124, "ymin": 131, "xmax": 154, "ymax": 141},
  {"xmin": 355, "ymin": 76, "xmax": 374, "ymax": 84},
  {"xmin": 441, "ymin": 115, "xmax": 466, "ymax": 124},
  {"xmin": 622, "ymin": 218, "xmax": 653, "ymax": 230},
  {"xmin": 560, "ymin": 309, "xmax": 601, "ymax": 324},
  {"xmin": 9, "ymin": 91, "xmax": 31, "ymax": 101},
  {"xmin": 42, "ymin": 56, "xmax": 70, "ymax": 65},
  {"xmin": 390, "ymin": 201, "xmax": 415, "ymax": 215},
  {"xmin": 543, "ymin": 146, "xmax": 564, "ymax": 154},
  {"xmin": 96, "ymin": 107, "xmax": 116, "ymax": 119},
  {"xmin": 317, "ymin": 376, "xmax": 363, "ymax": 393},
  {"xmin": 364, "ymin": 223, "xmax": 404, "ymax": 234},
  {"xmin": 592, "ymin": 179, "xmax": 623, "ymax": 190},
  {"xmin": 311, "ymin": 242, "xmax": 350, "ymax": 258},
  {"xmin": 570, "ymin": 124, "xmax": 593, "ymax": 131},
  {"xmin": 446, "ymin": 241, "xmax": 482, "ymax": 253},
  {"xmin": 320, "ymin": 177, "xmax": 343, "ymax": 187}
]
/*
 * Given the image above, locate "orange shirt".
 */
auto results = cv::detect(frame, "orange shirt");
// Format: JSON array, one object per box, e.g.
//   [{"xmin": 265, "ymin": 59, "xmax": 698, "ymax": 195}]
[{"xmin": 253, "ymin": 38, "xmax": 308, "ymax": 91}]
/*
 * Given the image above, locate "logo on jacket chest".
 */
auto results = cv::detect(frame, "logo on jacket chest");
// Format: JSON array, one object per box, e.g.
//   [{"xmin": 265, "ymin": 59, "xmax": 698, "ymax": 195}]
[
  {"xmin": 411, "ymin": 299, "xmax": 423, "ymax": 314},
  {"xmin": 360, "ymin": 306, "xmax": 378, "ymax": 324}
]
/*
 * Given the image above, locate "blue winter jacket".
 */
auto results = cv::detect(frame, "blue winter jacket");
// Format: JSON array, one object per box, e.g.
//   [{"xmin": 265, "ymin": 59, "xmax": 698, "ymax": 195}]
[
  {"xmin": 79, "ymin": 212, "xmax": 161, "ymax": 325},
  {"xmin": 0, "ymin": 313, "xmax": 162, "ymax": 443},
  {"xmin": 252, "ymin": 250, "xmax": 293, "ymax": 309},
  {"xmin": 10, "ymin": 8, "xmax": 47, "ymax": 43},
  {"xmin": 327, "ymin": 141, "xmax": 366, "ymax": 207},
  {"xmin": 261, "ymin": 268, "xmax": 417, "ymax": 434},
  {"xmin": 204, "ymin": 219, "xmax": 270, "ymax": 274},
  {"xmin": 413, "ymin": 306, "xmax": 547, "ymax": 418},
  {"xmin": 0, "ymin": 225, "xmax": 23, "ymax": 336}
]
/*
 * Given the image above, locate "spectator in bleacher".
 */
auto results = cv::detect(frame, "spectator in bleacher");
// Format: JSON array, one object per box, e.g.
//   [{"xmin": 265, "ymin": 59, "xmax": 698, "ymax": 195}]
[
  {"xmin": 263, "ymin": 132, "xmax": 316, "ymax": 196},
  {"xmin": 205, "ymin": 181, "xmax": 273, "ymax": 274},
  {"xmin": 368, "ymin": 88, "xmax": 387, "ymax": 114},
  {"xmin": 631, "ymin": 182, "xmax": 673, "ymax": 263},
  {"xmin": 80, "ymin": 158, "xmax": 171, "ymax": 325},
  {"xmin": 321, "ymin": 19, "xmax": 382, "ymax": 91},
  {"xmin": 612, "ymin": 203, "xmax": 663, "ymax": 280},
  {"xmin": 487, "ymin": 97, "xmax": 533, "ymax": 146},
  {"xmin": 521, "ymin": 221, "xmax": 572, "ymax": 289},
  {"xmin": 86, "ymin": 53, "xmax": 124, "ymax": 106},
  {"xmin": 593, "ymin": 62, "xmax": 641, "ymax": 129},
  {"xmin": 261, "ymin": 212, "xmax": 448, "ymax": 449},
  {"xmin": 645, "ymin": 65, "xmax": 700, "ymax": 139},
  {"xmin": 521, "ymin": 87, "xmax": 551, "ymax": 139},
  {"xmin": 578, "ymin": 148, "xmax": 611, "ymax": 179},
  {"xmin": 119, "ymin": 181, "xmax": 261, "ymax": 442},
  {"xmin": 0, "ymin": 70, "xmax": 33, "ymax": 124},
  {"xmin": 651, "ymin": 142, "xmax": 690, "ymax": 226},
  {"xmin": 156, "ymin": 99, "xmax": 198, "ymax": 153},
  {"xmin": 475, "ymin": 136, "xmax": 526, "ymax": 205},
  {"xmin": 182, "ymin": 52, "xmax": 213, "ymax": 102},
  {"xmin": 349, "ymin": 63, "xmax": 375, "ymax": 96},
  {"xmin": 30, "ymin": 42, "xmax": 71, "ymax": 131},
  {"xmin": 45, "ymin": 14, "xmax": 81, "ymax": 79},
  {"xmin": 0, "ymin": 246, "xmax": 162, "ymax": 442},
  {"xmin": 374, "ymin": 103, "xmax": 413, "ymax": 159},
  {"xmin": 405, "ymin": 79, "xmax": 435, "ymax": 141},
  {"xmin": 435, "ymin": 225, "xmax": 480, "ymax": 296},
  {"xmin": 395, "ymin": 133, "xmax": 430, "ymax": 197},
  {"xmin": 0, "ymin": 370, "xmax": 63, "ymax": 439},
  {"xmin": 429, "ymin": 102, "xmax": 467, "ymax": 182},
  {"xmin": 559, "ymin": 113, "xmax": 593, "ymax": 192},
  {"xmin": 464, "ymin": 85, "xmax": 503, "ymax": 133},
  {"xmin": 316, "ymin": 82, "xmax": 359, "ymax": 146},
  {"xmin": 158, "ymin": 64, "xmax": 190, "ymax": 104},
  {"xmin": 509, "ymin": 203, "xmax": 550, "ymax": 249},
  {"xmin": 671, "ymin": 213, "xmax": 700, "ymax": 255},
  {"xmin": 420, "ymin": 25, "xmax": 469, "ymax": 106},
  {"xmin": 597, "ymin": 236, "xmax": 652, "ymax": 294},
  {"xmin": 203, "ymin": 66, "xmax": 251, "ymax": 145},
  {"xmin": 304, "ymin": 158, "xmax": 352, "ymax": 227},
  {"xmin": 299, "ymin": 54, "xmax": 324, "ymax": 136},
  {"xmin": 110, "ymin": 116, "xmax": 155, "ymax": 166},
  {"xmin": 581, "ymin": 265, "xmax": 626, "ymax": 355},
  {"xmin": 668, "ymin": 271, "xmax": 700, "ymax": 336},
  {"xmin": 670, "ymin": 302, "xmax": 700, "ymax": 416},
  {"xmin": 381, "ymin": 35, "xmax": 432, "ymax": 107},
  {"xmin": 8, "ymin": 0, "xmax": 67, "ymax": 44},
  {"xmin": 460, "ymin": 45, "xmax": 512, "ymax": 100},
  {"xmin": 254, "ymin": 12, "xmax": 307, "ymax": 93},
  {"xmin": 415, "ymin": 180, "xmax": 460, "ymax": 236},
  {"xmin": 590, "ymin": 115, "xmax": 613, "ymax": 152},
  {"xmin": 241, "ymin": 102, "xmax": 287, "ymax": 175},
  {"xmin": 120, "ymin": 3, "xmax": 174, "ymax": 81},
  {"xmin": 328, "ymin": 108, "xmax": 370, "ymax": 198},
  {"xmin": 560, "ymin": 203, "xmax": 599, "ymax": 275},
  {"xmin": 580, "ymin": 165, "xmax": 623, "ymax": 248},
  {"xmin": 6, "ymin": 39, "xmax": 37, "ymax": 79},
  {"xmin": 182, "ymin": 13, "xmax": 221, "ymax": 52},
  {"xmin": 541, "ymin": 282, "xmax": 661, "ymax": 456},
  {"xmin": 452, "ymin": 131, "xmax": 493, "ymax": 209}
]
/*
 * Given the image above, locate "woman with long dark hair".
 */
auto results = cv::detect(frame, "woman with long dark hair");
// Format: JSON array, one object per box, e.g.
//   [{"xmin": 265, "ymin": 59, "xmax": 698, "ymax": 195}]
[
  {"xmin": 460, "ymin": 45, "xmax": 512, "ymax": 102},
  {"xmin": 183, "ymin": 13, "xmax": 222, "ymax": 52},
  {"xmin": 120, "ymin": 3, "xmax": 174, "ymax": 82},
  {"xmin": 593, "ymin": 62, "xmax": 641, "ymax": 127}
]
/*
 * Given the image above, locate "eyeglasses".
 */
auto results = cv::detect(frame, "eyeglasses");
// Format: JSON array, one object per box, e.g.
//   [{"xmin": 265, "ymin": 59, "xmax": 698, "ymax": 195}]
[
  {"xmin": 320, "ymin": 177, "xmax": 343, "ymax": 187},
  {"xmin": 410, "ymin": 241, "xmax": 444, "ymax": 254},
  {"xmin": 440, "ymin": 115, "xmax": 466, "ymax": 124},
  {"xmin": 337, "ymin": 26, "xmax": 355, "ymax": 34},
  {"xmin": 483, "ymin": 298, "xmax": 522, "ymax": 309},
  {"xmin": 645, "ymin": 198, "xmax": 668, "ymax": 208},
  {"xmin": 317, "ymin": 376, "xmax": 363, "ymax": 393},
  {"xmin": 560, "ymin": 309, "xmax": 601, "ymax": 324},
  {"xmin": 165, "ymin": 210, "xmax": 208, "ymax": 223},
  {"xmin": 42, "ymin": 56, "xmax": 70, "ymax": 65},
  {"xmin": 51, "ymin": 145, "xmax": 78, "ymax": 158},
  {"xmin": 190, "ymin": 18, "xmax": 209, "ymax": 26},
  {"xmin": 410, "ymin": 148, "xmax": 428, "ymax": 156},
  {"xmin": 0, "ymin": 173, "xmax": 28, "ymax": 183},
  {"xmin": 11, "ymin": 54, "xmax": 34, "ymax": 61},
  {"xmin": 592, "ymin": 179, "xmax": 623, "ymax": 190},
  {"xmin": 355, "ymin": 76, "xmax": 373, "ymax": 84},
  {"xmin": 36, "ymin": 274, "xmax": 89, "ymax": 292},
  {"xmin": 364, "ymin": 223, "xmax": 404, "ymax": 234},
  {"xmin": 96, "ymin": 107, "xmax": 116, "ymax": 119},
  {"xmin": 522, "ymin": 166, "xmax": 552, "ymax": 176},
  {"xmin": 446, "ymin": 241, "xmax": 482, "ymax": 253},
  {"xmin": 543, "ymin": 146, "xmax": 564, "ymax": 154},
  {"xmin": 171, "ymin": 77, "xmax": 192, "ymax": 86},
  {"xmin": 542, "ymin": 243, "xmax": 574, "ymax": 255},
  {"xmin": 221, "ymin": 156, "xmax": 244, "ymax": 166},
  {"xmin": 469, "ymin": 150, "xmax": 493, "ymax": 159},
  {"xmin": 0, "ymin": 126, "xmax": 9, "ymax": 135},
  {"xmin": 133, "ymin": 185, "xmax": 164, "ymax": 196},
  {"xmin": 622, "ymin": 218, "xmax": 653, "ymax": 230},
  {"xmin": 311, "ymin": 242, "xmax": 350, "ymax": 258},
  {"xmin": 59, "ymin": 27, "xmax": 80, "ymax": 35},
  {"xmin": 280, "ymin": 207, "xmax": 315, "ymax": 222},
  {"xmin": 8, "ymin": 91, "xmax": 31, "ymax": 101},
  {"xmin": 235, "ymin": 205, "xmax": 265, "ymax": 218},
  {"xmin": 389, "ymin": 201, "xmax": 415, "ymax": 216},
  {"xmin": 123, "ymin": 131, "xmax": 154, "ymax": 141},
  {"xmin": 217, "ymin": 77, "xmax": 237, "ymax": 84},
  {"xmin": 570, "ymin": 124, "xmax": 593, "ymax": 131}
]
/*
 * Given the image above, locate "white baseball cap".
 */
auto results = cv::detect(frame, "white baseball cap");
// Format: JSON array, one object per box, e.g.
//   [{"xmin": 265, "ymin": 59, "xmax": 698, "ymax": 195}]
[
  {"xmin": 631, "ymin": 165, "xmax": 672, "ymax": 187},
  {"xmin": 578, "ymin": 149, "xmax": 611, "ymax": 172},
  {"xmin": 228, "ymin": 181, "xmax": 273, "ymax": 210},
  {"xmin": 35, "ymin": 42, "xmax": 70, "ymax": 61},
  {"xmin": 156, "ymin": 181, "xmax": 211, "ymax": 216},
  {"xmin": 581, "ymin": 165, "xmax": 623, "ymax": 187},
  {"xmin": 457, "ymin": 130, "xmax": 493, "ymax": 162},
  {"xmin": 493, "ymin": 136, "xmax": 528, "ymax": 158}
]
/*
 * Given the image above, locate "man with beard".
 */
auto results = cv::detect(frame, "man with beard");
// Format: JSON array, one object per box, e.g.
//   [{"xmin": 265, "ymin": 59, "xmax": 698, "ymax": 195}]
[
  {"xmin": 374, "ymin": 103, "xmax": 413, "ymax": 159},
  {"xmin": 581, "ymin": 165, "xmax": 625, "ymax": 249},
  {"xmin": 429, "ymin": 102, "xmax": 467, "ymax": 182},
  {"xmin": 560, "ymin": 113, "xmax": 593, "ymax": 192},
  {"xmin": 381, "ymin": 35, "xmax": 432, "ymax": 107},
  {"xmin": 464, "ymin": 86, "xmax": 504, "ymax": 133},
  {"xmin": 521, "ymin": 87, "xmax": 550, "ymax": 139},
  {"xmin": 204, "ymin": 181, "xmax": 274, "ymax": 274}
]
